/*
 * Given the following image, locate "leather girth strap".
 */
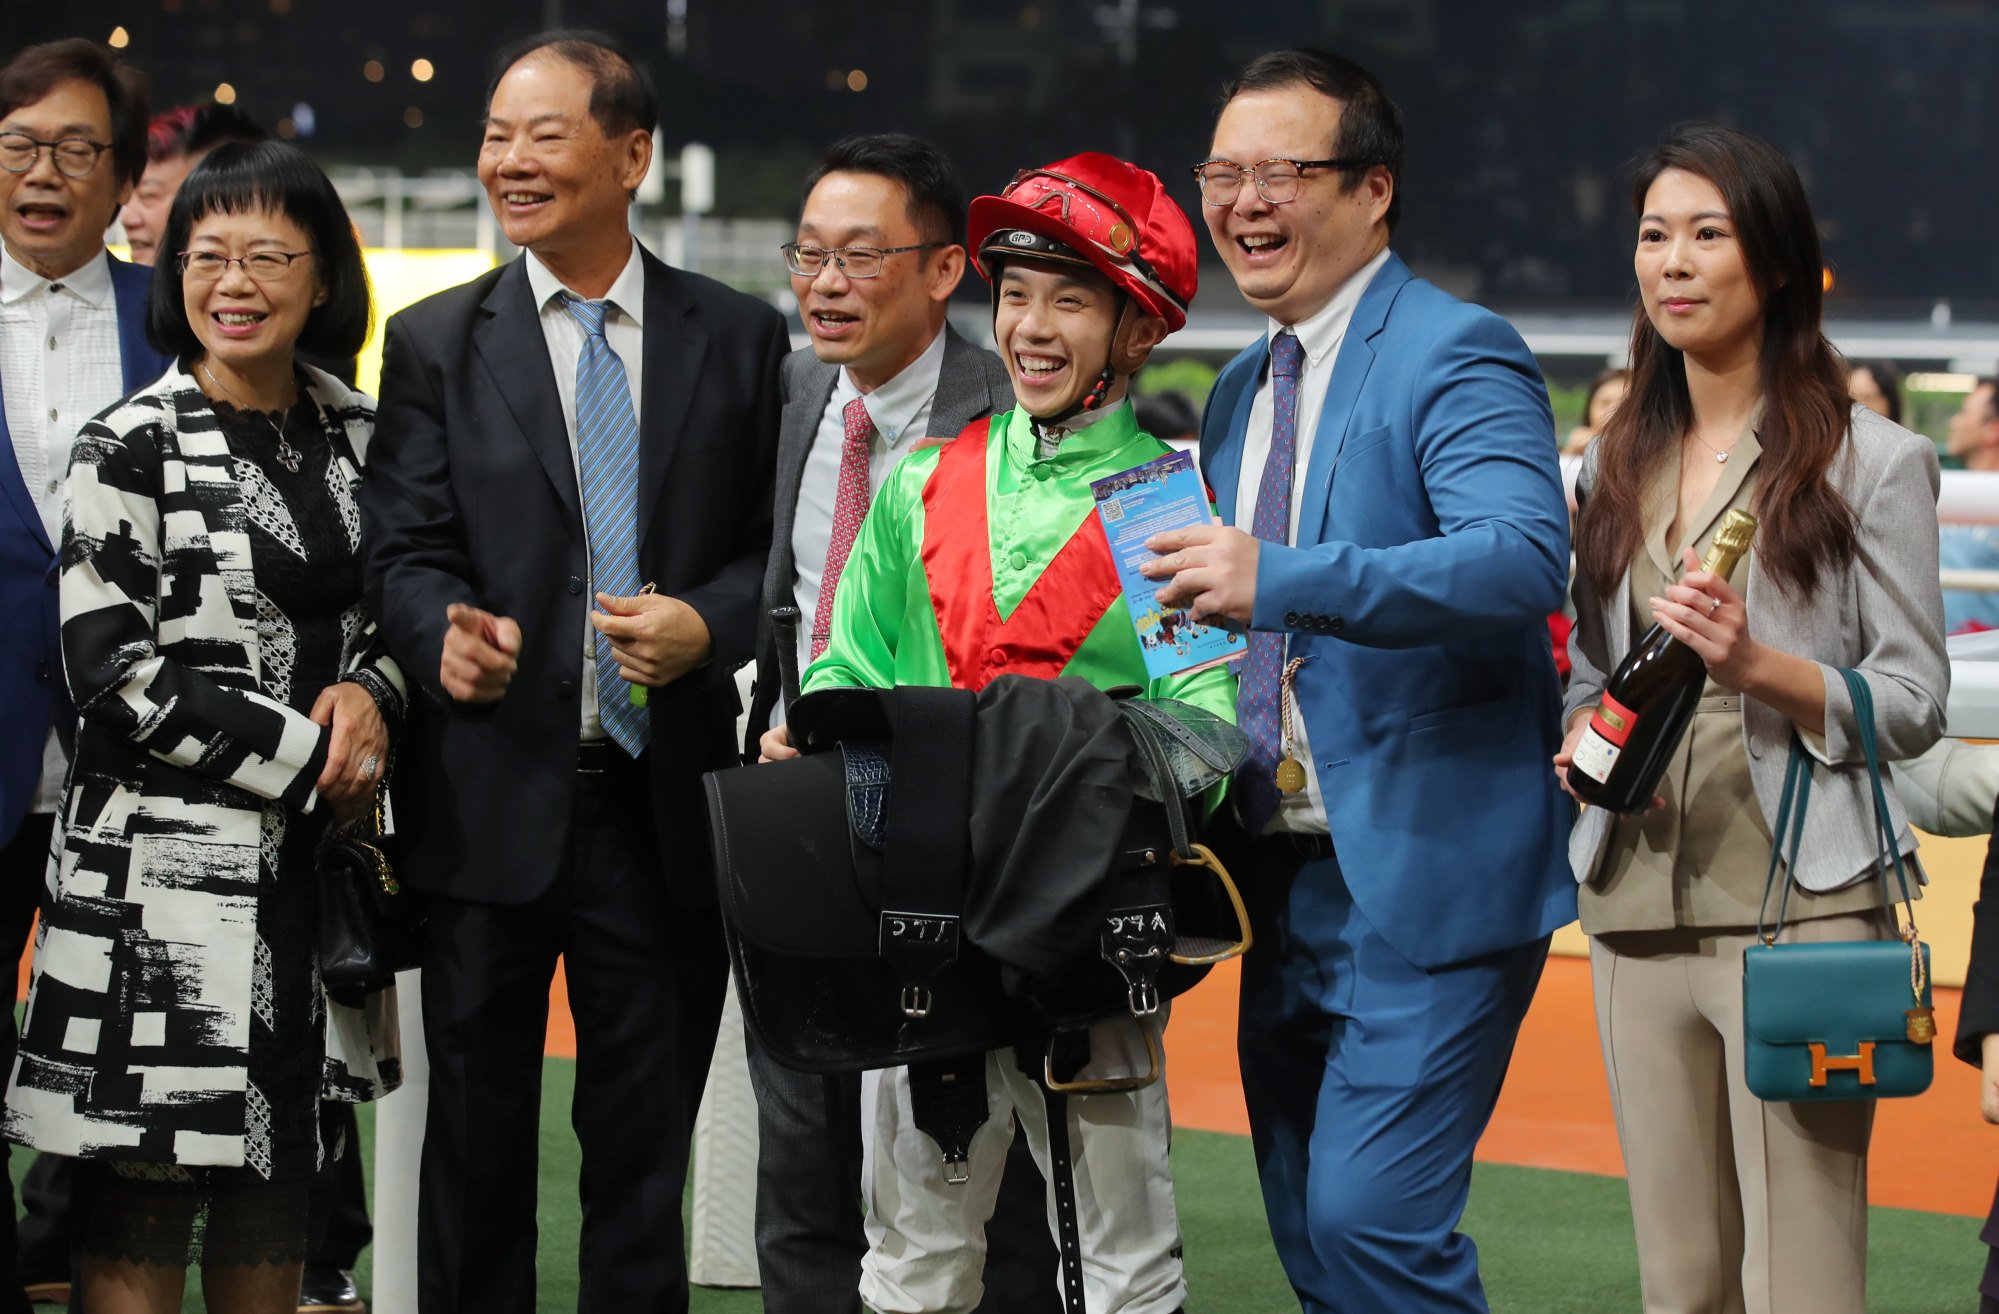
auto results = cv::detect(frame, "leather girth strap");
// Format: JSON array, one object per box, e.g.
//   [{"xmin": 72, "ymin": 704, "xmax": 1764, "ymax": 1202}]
[
  {"xmin": 1040, "ymin": 1079, "xmax": 1089, "ymax": 1314},
  {"xmin": 878, "ymin": 685, "xmax": 976, "ymax": 1021},
  {"xmin": 905, "ymin": 1052, "xmax": 990, "ymax": 1186},
  {"xmin": 880, "ymin": 685, "xmax": 988, "ymax": 1182}
]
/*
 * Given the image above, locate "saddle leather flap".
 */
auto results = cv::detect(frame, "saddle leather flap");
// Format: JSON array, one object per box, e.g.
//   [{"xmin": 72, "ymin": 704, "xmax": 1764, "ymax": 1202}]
[
  {"xmin": 1741, "ymin": 939, "xmax": 1929, "ymax": 1047},
  {"xmin": 790, "ymin": 684, "xmax": 895, "ymax": 752},
  {"xmin": 1116, "ymin": 697, "xmax": 1248, "ymax": 803},
  {"xmin": 704, "ymin": 756, "xmax": 882, "ymax": 958}
]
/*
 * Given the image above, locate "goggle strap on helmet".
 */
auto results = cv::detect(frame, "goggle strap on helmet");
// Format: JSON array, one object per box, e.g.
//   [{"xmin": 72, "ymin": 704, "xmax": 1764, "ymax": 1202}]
[
  {"xmin": 1110, "ymin": 246, "xmax": 1188, "ymax": 319},
  {"xmin": 998, "ymin": 167, "xmax": 1191, "ymax": 320},
  {"xmin": 977, "ymin": 223, "xmax": 1187, "ymax": 323},
  {"xmin": 977, "ymin": 227, "xmax": 1093, "ymax": 276}
]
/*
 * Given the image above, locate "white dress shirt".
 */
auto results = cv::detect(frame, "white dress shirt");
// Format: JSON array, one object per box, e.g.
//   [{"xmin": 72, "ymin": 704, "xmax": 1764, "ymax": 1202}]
[
  {"xmin": 523, "ymin": 241, "xmax": 647, "ymax": 742},
  {"xmin": 1232, "ymin": 244, "xmax": 1392, "ymax": 834},
  {"xmin": 1, "ymin": 242, "xmax": 124, "ymax": 812},
  {"xmin": 785, "ymin": 329, "xmax": 948, "ymax": 686}
]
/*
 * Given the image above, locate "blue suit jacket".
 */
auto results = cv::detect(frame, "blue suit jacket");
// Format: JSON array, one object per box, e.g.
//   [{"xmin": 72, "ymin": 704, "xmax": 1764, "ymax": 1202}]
[
  {"xmin": 0, "ymin": 254, "xmax": 170, "ymax": 844},
  {"xmin": 1201, "ymin": 251, "xmax": 1576, "ymax": 968}
]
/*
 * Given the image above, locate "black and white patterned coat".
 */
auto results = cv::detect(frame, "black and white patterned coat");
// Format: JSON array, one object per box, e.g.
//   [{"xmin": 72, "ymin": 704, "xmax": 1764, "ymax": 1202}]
[{"xmin": 3, "ymin": 363, "xmax": 404, "ymax": 1169}]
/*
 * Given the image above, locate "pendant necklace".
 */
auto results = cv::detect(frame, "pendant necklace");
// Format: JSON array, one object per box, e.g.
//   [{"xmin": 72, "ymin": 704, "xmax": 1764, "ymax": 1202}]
[
  {"xmin": 201, "ymin": 361, "xmax": 303, "ymax": 473},
  {"xmin": 1688, "ymin": 429, "xmax": 1735, "ymax": 464}
]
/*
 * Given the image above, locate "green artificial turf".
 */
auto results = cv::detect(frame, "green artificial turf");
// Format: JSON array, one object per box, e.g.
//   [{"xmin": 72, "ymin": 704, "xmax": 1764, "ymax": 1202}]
[{"xmin": 12, "ymin": 1054, "xmax": 1985, "ymax": 1311}]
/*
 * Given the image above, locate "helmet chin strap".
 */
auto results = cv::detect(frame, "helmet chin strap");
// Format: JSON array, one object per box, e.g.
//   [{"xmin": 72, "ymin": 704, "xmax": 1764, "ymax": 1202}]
[{"xmin": 1028, "ymin": 294, "xmax": 1131, "ymax": 439}]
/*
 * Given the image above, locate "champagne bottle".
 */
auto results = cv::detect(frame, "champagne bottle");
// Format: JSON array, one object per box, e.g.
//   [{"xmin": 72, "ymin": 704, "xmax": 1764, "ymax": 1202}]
[{"xmin": 1567, "ymin": 508, "xmax": 1758, "ymax": 813}]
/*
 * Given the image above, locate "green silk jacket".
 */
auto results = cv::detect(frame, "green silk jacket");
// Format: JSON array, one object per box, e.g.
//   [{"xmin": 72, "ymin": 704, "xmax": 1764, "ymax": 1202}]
[{"xmin": 802, "ymin": 402, "xmax": 1237, "ymax": 723}]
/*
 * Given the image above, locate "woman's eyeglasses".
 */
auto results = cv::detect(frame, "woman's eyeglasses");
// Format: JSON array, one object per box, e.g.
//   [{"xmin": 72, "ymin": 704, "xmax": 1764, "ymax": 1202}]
[{"xmin": 176, "ymin": 251, "xmax": 315, "ymax": 282}]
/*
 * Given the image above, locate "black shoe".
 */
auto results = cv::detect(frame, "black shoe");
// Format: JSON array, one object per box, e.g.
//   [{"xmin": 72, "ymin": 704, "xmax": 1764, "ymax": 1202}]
[{"xmin": 297, "ymin": 1266, "xmax": 364, "ymax": 1313}]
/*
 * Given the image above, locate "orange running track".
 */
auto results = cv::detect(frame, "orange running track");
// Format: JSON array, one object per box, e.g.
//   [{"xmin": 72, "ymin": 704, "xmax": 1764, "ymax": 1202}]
[
  {"xmin": 25, "ymin": 944, "xmax": 1989, "ymax": 1218},
  {"xmin": 1157, "ymin": 954, "xmax": 1994, "ymax": 1220}
]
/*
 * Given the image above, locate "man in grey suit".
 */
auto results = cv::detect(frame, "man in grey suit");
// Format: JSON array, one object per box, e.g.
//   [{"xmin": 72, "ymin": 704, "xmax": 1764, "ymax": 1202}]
[{"xmin": 743, "ymin": 133, "xmax": 1055, "ymax": 1314}]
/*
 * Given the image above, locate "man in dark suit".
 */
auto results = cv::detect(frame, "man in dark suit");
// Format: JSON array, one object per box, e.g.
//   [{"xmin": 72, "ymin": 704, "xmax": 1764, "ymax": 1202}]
[
  {"xmin": 1957, "ymin": 792, "xmax": 1999, "ymax": 1311},
  {"xmin": 743, "ymin": 133, "xmax": 1054, "ymax": 1314},
  {"xmin": 359, "ymin": 31, "xmax": 785, "ymax": 1314},
  {"xmin": 0, "ymin": 38, "xmax": 167, "ymax": 1312}
]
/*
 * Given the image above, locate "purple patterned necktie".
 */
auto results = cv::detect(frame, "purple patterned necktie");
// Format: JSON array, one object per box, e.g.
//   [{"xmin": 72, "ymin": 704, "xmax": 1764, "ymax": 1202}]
[{"xmin": 1239, "ymin": 330, "xmax": 1304, "ymax": 836}]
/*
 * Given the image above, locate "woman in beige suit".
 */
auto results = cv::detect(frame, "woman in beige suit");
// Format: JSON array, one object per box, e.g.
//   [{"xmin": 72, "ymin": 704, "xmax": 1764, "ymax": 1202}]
[{"xmin": 1553, "ymin": 123, "xmax": 1947, "ymax": 1314}]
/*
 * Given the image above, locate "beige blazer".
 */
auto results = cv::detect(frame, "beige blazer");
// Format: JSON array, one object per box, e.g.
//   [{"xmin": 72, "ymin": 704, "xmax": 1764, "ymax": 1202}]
[{"xmin": 1565, "ymin": 405, "xmax": 1948, "ymax": 894}]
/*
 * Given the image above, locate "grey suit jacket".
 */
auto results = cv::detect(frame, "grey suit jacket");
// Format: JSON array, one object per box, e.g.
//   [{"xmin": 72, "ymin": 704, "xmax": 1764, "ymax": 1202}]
[
  {"xmin": 1565, "ymin": 405, "xmax": 1949, "ymax": 893},
  {"xmin": 744, "ymin": 323, "xmax": 1013, "ymax": 745}
]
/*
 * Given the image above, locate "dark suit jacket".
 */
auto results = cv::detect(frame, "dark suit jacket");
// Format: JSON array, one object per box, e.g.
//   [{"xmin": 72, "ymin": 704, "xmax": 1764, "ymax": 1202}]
[
  {"xmin": 744, "ymin": 323, "xmax": 1012, "ymax": 747},
  {"xmin": 1956, "ymin": 791, "xmax": 1999, "ymax": 1066},
  {"xmin": 361, "ymin": 248, "xmax": 787, "ymax": 906},
  {"xmin": 0, "ymin": 253, "xmax": 170, "ymax": 845}
]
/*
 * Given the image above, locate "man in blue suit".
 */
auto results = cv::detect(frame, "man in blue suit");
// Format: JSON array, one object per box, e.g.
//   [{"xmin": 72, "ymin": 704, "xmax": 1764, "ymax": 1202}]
[
  {"xmin": 0, "ymin": 38, "xmax": 166, "ymax": 1311},
  {"xmin": 1144, "ymin": 50, "xmax": 1574, "ymax": 1312}
]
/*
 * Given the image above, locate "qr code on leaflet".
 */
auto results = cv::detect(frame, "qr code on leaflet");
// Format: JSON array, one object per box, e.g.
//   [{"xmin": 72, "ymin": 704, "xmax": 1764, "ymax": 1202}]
[{"xmin": 1101, "ymin": 500, "xmax": 1125, "ymax": 523}]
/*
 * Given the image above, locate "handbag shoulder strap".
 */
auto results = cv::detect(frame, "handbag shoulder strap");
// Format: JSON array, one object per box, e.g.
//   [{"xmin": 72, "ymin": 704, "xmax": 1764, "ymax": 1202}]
[
  {"xmin": 1758, "ymin": 670, "xmax": 1922, "ymax": 947},
  {"xmin": 1838, "ymin": 669, "xmax": 1920, "ymax": 921},
  {"xmin": 1755, "ymin": 737, "xmax": 1812, "ymax": 944}
]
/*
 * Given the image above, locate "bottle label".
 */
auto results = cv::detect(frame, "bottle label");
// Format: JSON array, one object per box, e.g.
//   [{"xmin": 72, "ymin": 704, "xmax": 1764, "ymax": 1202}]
[{"xmin": 1571, "ymin": 694, "xmax": 1639, "ymax": 784}]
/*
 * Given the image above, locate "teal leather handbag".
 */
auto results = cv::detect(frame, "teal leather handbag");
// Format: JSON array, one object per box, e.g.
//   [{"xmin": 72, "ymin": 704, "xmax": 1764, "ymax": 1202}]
[{"xmin": 1740, "ymin": 669, "xmax": 1935, "ymax": 1103}]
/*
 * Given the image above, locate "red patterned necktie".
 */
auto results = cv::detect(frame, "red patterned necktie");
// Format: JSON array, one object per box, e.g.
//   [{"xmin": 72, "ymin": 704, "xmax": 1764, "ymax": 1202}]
[{"xmin": 811, "ymin": 397, "xmax": 875, "ymax": 658}]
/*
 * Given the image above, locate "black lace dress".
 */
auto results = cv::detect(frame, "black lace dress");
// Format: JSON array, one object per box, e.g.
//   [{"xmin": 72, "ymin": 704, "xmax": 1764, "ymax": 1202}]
[{"xmin": 73, "ymin": 384, "xmax": 361, "ymax": 1269}]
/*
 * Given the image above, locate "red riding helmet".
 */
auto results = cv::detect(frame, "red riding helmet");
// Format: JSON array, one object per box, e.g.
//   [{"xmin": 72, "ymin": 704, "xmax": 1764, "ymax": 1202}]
[{"xmin": 968, "ymin": 152, "xmax": 1198, "ymax": 333}]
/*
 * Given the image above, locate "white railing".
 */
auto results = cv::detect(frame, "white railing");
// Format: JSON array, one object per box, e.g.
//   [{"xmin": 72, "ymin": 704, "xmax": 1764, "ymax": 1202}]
[
  {"xmin": 1939, "ymin": 473, "xmax": 1999, "ymax": 595},
  {"xmin": 1941, "ymin": 569, "xmax": 1999, "ymax": 593},
  {"xmin": 1940, "ymin": 470, "xmax": 1999, "ymax": 526},
  {"xmin": 327, "ymin": 168, "xmax": 796, "ymax": 298}
]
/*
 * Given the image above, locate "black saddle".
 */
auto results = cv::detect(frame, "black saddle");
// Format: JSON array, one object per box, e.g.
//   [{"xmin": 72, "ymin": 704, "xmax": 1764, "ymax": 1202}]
[{"xmin": 703, "ymin": 675, "xmax": 1249, "ymax": 1081}]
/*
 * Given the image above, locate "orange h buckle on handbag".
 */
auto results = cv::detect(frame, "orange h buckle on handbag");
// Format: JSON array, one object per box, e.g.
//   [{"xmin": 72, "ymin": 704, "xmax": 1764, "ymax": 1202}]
[{"xmin": 1808, "ymin": 1041, "xmax": 1876, "ymax": 1088}]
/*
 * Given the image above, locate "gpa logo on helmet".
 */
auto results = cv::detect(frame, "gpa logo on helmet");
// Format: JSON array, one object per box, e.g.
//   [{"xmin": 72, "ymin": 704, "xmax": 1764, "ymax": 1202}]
[{"xmin": 1006, "ymin": 231, "xmax": 1036, "ymax": 246}]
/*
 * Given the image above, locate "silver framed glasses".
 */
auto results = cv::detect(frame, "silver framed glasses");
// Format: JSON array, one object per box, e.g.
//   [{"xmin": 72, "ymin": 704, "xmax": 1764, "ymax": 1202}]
[
  {"xmin": 0, "ymin": 131, "xmax": 112, "ymax": 179},
  {"xmin": 176, "ymin": 250, "xmax": 315, "ymax": 282},
  {"xmin": 781, "ymin": 242, "xmax": 941, "ymax": 279},
  {"xmin": 1189, "ymin": 157, "xmax": 1372, "ymax": 207}
]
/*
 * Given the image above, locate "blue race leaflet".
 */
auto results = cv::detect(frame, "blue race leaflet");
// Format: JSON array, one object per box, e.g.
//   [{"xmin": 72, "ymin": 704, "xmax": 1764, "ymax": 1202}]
[{"xmin": 1090, "ymin": 449, "xmax": 1248, "ymax": 679}]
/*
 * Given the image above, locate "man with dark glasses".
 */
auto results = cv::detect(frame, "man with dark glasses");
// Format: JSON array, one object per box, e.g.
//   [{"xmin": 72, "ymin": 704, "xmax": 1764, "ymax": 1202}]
[{"xmin": 760, "ymin": 154, "xmax": 1231, "ymax": 1314}]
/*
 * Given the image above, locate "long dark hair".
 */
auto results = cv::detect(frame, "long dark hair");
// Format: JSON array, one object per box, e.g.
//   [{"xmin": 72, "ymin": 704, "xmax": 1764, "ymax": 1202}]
[{"xmin": 1576, "ymin": 123, "xmax": 1855, "ymax": 598}]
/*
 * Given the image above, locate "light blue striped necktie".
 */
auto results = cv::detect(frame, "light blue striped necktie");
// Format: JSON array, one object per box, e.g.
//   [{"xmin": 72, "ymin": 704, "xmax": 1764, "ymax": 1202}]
[{"xmin": 562, "ymin": 292, "xmax": 649, "ymax": 756}]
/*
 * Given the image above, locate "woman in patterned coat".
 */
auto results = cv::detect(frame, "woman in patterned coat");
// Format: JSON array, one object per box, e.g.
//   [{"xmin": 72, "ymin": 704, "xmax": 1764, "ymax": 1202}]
[{"xmin": 4, "ymin": 140, "xmax": 401, "ymax": 1314}]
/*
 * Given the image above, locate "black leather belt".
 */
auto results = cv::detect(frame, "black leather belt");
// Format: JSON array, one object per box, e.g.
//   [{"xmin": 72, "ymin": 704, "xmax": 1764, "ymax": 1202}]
[
  {"xmin": 576, "ymin": 740, "xmax": 636, "ymax": 776},
  {"xmin": 1253, "ymin": 831, "xmax": 1333, "ymax": 862}
]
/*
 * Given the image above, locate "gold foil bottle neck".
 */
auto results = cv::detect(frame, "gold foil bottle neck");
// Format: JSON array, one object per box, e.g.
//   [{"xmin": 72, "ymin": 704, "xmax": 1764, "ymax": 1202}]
[
  {"xmin": 1700, "ymin": 508, "xmax": 1758, "ymax": 580},
  {"xmin": 1713, "ymin": 508, "xmax": 1757, "ymax": 554}
]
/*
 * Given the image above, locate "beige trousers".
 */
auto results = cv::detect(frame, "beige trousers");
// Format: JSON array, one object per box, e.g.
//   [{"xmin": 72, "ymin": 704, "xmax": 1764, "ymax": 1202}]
[{"xmin": 1590, "ymin": 915, "xmax": 1886, "ymax": 1314}]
